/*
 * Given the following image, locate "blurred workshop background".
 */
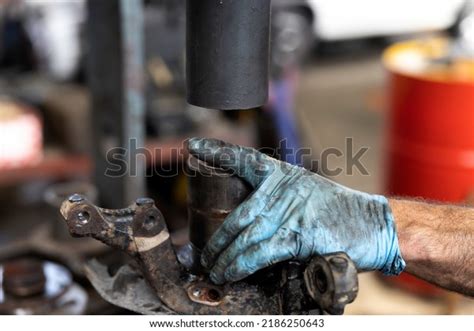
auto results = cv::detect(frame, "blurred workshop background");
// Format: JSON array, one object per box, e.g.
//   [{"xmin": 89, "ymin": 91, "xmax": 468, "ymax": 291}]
[{"xmin": 0, "ymin": 0, "xmax": 473, "ymax": 315}]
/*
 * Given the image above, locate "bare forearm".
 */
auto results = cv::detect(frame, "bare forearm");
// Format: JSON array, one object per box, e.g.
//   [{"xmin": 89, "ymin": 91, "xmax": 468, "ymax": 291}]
[{"xmin": 389, "ymin": 198, "xmax": 474, "ymax": 296}]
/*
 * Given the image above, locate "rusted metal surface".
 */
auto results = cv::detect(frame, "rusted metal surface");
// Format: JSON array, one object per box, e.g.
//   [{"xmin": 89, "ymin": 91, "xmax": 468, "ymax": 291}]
[
  {"xmin": 187, "ymin": 282, "xmax": 224, "ymax": 307},
  {"xmin": 44, "ymin": 181, "xmax": 99, "ymax": 241},
  {"xmin": 304, "ymin": 252, "xmax": 359, "ymax": 315},
  {"xmin": 3, "ymin": 259, "xmax": 46, "ymax": 297},
  {"xmin": 59, "ymin": 156, "xmax": 360, "ymax": 314},
  {"xmin": 187, "ymin": 155, "xmax": 253, "ymax": 251},
  {"xmin": 281, "ymin": 261, "xmax": 320, "ymax": 315},
  {"xmin": 0, "ymin": 224, "xmax": 117, "ymax": 314},
  {"xmin": 0, "ymin": 259, "xmax": 87, "ymax": 314},
  {"xmin": 60, "ymin": 207, "xmax": 358, "ymax": 315},
  {"xmin": 83, "ymin": 260, "xmax": 173, "ymax": 315},
  {"xmin": 60, "ymin": 195, "xmax": 280, "ymax": 314}
]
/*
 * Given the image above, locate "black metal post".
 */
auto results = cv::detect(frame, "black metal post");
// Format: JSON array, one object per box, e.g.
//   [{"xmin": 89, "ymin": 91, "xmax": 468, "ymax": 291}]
[
  {"xmin": 186, "ymin": 0, "xmax": 272, "ymax": 110},
  {"xmin": 86, "ymin": 0, "xmax": 146, "ymax": 208}
]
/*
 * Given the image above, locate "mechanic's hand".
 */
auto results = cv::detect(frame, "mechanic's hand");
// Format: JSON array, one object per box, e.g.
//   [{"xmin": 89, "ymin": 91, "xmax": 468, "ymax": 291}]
[{"xmin": 187, "ymin": 138, "xmax": 405, "ymax": 285}]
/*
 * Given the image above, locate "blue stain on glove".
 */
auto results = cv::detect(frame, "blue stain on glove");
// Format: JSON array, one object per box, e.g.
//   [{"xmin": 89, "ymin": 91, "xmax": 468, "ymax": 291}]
[{"xmin": 187, "ymin": 138, "xmax": 406, "ymax": 285}]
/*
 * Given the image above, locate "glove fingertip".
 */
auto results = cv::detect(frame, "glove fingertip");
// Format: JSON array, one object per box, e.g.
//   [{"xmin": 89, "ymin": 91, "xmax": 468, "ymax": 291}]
[
  {"xmin": 200, "ymin": 252, "xmax": 211, "ymax": 269},
  {"xmin": 223, "ymin": 265, "xmax": 245, "ymax": 284},
  {"xmin": 209, "ymin": 271, "xmax": 225, "ymax": 285},
  {"xmin": 187, "ymin": 138, "xmax": 233, "ymax": 165}
]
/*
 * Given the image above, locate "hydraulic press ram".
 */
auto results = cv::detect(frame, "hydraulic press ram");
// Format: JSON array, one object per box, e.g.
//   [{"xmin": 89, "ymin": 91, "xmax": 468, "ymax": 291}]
[{"xmin": 59, "ymin": 0, "xmax": 359, "ymax": 314}]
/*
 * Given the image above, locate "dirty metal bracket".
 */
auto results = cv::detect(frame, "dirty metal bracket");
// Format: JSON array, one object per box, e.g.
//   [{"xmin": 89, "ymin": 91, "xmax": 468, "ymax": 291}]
[
  {"xmin": 60, "ymin": 195, "xmax": 280, "ymax": 314},
  {"xmin": 60, "ymin": 194, "xmax": 358, "ymax": 315}
]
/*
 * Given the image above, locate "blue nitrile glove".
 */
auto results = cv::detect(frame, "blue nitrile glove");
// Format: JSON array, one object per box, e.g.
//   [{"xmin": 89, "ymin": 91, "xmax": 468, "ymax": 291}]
[{"xmin": 187, "ymin": 138, "xmax": 406, "ymax": 285}]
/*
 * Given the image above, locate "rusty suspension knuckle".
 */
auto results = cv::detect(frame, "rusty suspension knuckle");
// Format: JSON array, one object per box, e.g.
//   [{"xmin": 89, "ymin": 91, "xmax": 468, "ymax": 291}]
[
  {"xmin": 60, "ymin": 195, "xmax": 102, "ymax": 237},
  {"xmin": 59, "ymin": 159, "xmax": 360, "ymax": 315}
]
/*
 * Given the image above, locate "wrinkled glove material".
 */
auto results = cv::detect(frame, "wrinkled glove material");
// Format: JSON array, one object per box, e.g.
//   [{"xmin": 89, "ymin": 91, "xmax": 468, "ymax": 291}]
[{"xmin": 187, "ymin": 138, "xmax": 406, "ymax": 285}]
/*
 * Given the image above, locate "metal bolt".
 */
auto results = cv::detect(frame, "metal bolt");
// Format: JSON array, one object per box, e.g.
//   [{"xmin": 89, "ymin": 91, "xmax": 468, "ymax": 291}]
[
  {"xmin": 136, "ymin": 197, "xmax": 154, "ymax": 207},
  {"xmin": 144, "ymin": 215, "xmax": 157, "ymax": 231},
  {"xmin": 187, "ymin": 283, "xmax": 223, "ymax": 306},
  {"xmin": 77, "ymin": 211, "xmax": 90, "ymax": 225},
  {"xmin": 68, "ymin": 194, "xmax": 84, "ymax": 203},
  {"xmin": 3, "ymin": 259, "xmax": 46, "ymax": 297},
  {"xmin": 192, "ymin": 287, "xmax": 201, "ymax": 297}
]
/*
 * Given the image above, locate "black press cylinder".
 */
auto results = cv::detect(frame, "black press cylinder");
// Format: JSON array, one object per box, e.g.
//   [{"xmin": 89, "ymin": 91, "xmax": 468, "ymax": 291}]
[{"xmin": 186, "ymin": 0, "xmax": 271, "ymax": 110}]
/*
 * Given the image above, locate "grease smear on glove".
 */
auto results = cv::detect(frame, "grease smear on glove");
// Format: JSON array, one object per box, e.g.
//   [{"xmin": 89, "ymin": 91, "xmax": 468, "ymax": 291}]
[{"xmin": 187, "ymin": 138, "xmax": 405, "ymax": 285}]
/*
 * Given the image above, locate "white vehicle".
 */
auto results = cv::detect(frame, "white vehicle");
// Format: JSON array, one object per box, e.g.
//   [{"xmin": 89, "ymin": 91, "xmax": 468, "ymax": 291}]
[
  {"xmin": 307, "ymin": 0, "xmax": 468, "ymax": 40},
  {"xmin": 272, "ymin": 0, "xmax": 473, "ymax": 66}
]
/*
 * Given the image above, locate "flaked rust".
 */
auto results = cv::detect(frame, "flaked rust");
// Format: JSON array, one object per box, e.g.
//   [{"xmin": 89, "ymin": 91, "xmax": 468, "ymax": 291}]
[
  {"xmin": 60, "ymin": 196, "xmax": 280, "ymax": 314},
  {"xmin": 59, "ymin": 159, "xmax": 359, "ymax": 315},
  {"xmin": 187, "ymin": 282, "xmax": 223, "ymax": 307},
  {"xmin": 187, "ymin": 155, "xmax": 253, "ymax": 250}
]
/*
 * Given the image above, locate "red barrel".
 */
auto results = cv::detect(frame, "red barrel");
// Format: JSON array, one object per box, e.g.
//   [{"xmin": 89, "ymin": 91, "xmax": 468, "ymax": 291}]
[{"xmin": 384, "ymin": 38, "xmax": 474, "ymax": 296}]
